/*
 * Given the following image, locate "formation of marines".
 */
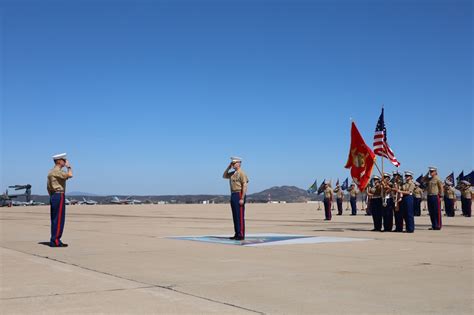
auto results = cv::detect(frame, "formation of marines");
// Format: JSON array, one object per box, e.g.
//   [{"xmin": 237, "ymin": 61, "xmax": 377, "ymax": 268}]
[
  {"xmin": 46, "ymin": 151, "xmax": 472, "ymax": 247},
  {"xmin": 325, "ymin": 167, "xmax": 472, "ymax": 233}
]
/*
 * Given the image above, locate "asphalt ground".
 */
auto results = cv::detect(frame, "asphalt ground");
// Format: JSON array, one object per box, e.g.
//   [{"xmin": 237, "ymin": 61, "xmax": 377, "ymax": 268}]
[{"xmin": 1, "ymin": 203, "xmax": 473, "ymax": 314}]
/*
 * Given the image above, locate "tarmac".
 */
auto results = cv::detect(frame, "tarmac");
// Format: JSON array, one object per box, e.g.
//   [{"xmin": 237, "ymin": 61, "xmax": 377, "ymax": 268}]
[{"xmin": 1, "ymin": 203, "xmax": 473, "ymax": 314}]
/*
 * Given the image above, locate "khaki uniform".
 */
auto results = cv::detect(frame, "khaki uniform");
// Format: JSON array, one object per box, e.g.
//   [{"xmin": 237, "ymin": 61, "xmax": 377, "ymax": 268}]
[
  {"xmin": 47, "ymin": 166, "xmax": 69, "ymax": 195},
  {"xmin": 369, "ymin": 182, "xmax": 383, "ymax": 230},
  {"xmin": 399, "ymin": 179, "xmax": 416, "ymax": 232},
  {"xmin": 414, "ymin": 186, "xmax": 423, "ymax": 198},
  {"xmin": 226, "ymin": 170, "xmax": 249, "ymax": 192},
  {"xmin": 349, "ymin": 186, "xmax": 357, "ymax": 197},
  {"xmin": 427, "ymin": 174, "xmax": 443, "ymax": 229},
  {"xmin": 369, "ymin": 184, "xmax": 382, "ymax": 198},
  {"xmin": 460, "ymin": 186, "xmax": 472, "ymax": 217},
  {"xmin": 47, "ymin": 164, "xmax": 71, "ymax": 247},
  {"xmin": 461, "ymin": 187, "xmax": 472, "ymax": 199},
  {"xmin": 402, "ymin": 181, "xmax": 416, "ymax": 195},
  {"xmin": 323, "ymin": 186, "xmax": 333, "ymax": 220},
  {"xmin": 334, "ymin": 187, "xmax": 343, "ymax": 215},
  {"xmin": 427, "ymin": 175, "xmax": 444, "ymax": 197},
  {"xmin": 445, "ymin": 186, "xmax": 456, "ymax": 200},
  {"xmin": 224, "ymin": 167, "xmax": 249, "ymax": 238},
  {"xmin": 324, "ymin": 187, "xmax": 333, "ymax": 199}
]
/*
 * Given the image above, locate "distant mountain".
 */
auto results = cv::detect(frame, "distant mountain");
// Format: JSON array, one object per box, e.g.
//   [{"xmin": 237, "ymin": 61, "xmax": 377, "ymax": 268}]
[
  {"xmin": 248, "ymin": 186, "xmax": 319, "ymax": 203},
  {"xmin": 29, "ymin": 186, "xmax": 322, "ymax": 204},
  {"xmin": 68, "ymin": 191, "xmax": 99, "ymax": 196}
]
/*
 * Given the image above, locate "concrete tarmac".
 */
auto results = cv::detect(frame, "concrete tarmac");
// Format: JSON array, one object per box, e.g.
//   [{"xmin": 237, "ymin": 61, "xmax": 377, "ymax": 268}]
[{"xmin": 1, "ymin": 203, "xmax": 473, "ymax": 314}]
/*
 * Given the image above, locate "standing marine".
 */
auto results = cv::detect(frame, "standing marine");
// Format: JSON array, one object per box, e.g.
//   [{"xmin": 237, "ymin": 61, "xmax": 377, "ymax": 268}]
[
  {"xmin": 443, "ymin": 180, "xmax": 456, "ymax": 217},
  {"xmin": 323, "ymin": 181, "xmax": 333, "ymax": 221},
  {"xmin": 334, "ymin": 183, "xmax": 344, "ymax": 215},
  {"xmin": 47, "ymin": 153, "xmax": 73, "ymax": 247},
  {"xmin": 347, "ymin": 183, "xmax": 358, "ymax": 215},
  {"xmin": 223, "ymin": 157, "xmax": 249, "ymax": 240},
  {"xmin": 396, "ymin": 171, "xmax": 416, "ymax": 233},
  {"xmin": 426, "ymin": 166, "xmax": 444, "ymax": 230}
]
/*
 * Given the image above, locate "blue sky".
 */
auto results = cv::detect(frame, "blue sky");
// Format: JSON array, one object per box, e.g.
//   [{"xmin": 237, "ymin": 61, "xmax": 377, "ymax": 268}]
[{"xmin": 1, "ymin": 0, "xmax": 472, "ymax": 195}]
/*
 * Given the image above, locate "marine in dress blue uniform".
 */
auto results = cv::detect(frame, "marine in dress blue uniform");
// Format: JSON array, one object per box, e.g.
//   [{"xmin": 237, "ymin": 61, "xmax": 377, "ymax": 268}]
[
  {"xmin": 443, "ymin": 181, "xmax": 456, "ymax": 217},
  {"xmin": 47, "ymin": 153, "xmax": 73, "ymax": 247},
  {"xmin": 426, "ymin": 167, "xmax": 444, "ymax": 230},
  {"xmin": 368, "ymin": 176, "xmax": 383, "ymax": 231},
  {"xmin": 334, "ymin": 184, "xmax": 344, "ymax": 215},
  {"xmin": 323, "ymin": 182, "xmax": 333, "ymax": 221},
  {"xmin": 459, "ymin": 180, "xmax": 472, "ymax": 217},
  {"xmin": 397, "ymin": 171, "xmax": 416, "ymax": 233},
  {"xmin": 347, "ymin": 183, "xmax": 358, "ymax": 215},
  {"xmin": 223, "ymin": 157, "xmax": 249, "ymax": 240},
  {"xmin": 413, "ymin": 182, "xmax": 423, "ymax": 217}
]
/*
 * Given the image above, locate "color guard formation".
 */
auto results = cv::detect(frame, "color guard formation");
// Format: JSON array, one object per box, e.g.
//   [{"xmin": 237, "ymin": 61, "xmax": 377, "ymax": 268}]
[{"xmin": 311, "ymin": 167, "xmax": 472, "ymax": 234}]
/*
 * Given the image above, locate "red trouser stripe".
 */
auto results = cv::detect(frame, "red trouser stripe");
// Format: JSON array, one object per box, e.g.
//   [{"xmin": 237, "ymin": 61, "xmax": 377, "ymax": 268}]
[
  {"xmin": 56, "ymin": 193, "xmax": 64, "ymax": 245},
  {"xmin": 437, "ymin": 196, "xmax": 441, "ymax": 228},
  {"xmin": 239, "ymin": 192, "xmax": 244, "ymax": 236}
]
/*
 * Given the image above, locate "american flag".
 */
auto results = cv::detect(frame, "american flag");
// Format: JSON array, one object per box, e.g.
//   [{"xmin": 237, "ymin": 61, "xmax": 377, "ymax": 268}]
[{"xmin": 373, "ymin": 108, "xmax": 400, "ymax": 167}]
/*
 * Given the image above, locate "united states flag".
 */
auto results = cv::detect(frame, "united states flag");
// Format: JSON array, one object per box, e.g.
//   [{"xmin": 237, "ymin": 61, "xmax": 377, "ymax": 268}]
[{"xmin": 373, "ymin": 108, "xmax": 400, "ymax": 167}]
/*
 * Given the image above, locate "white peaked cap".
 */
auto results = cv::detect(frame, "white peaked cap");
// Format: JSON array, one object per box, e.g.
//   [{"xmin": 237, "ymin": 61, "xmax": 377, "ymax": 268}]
[
  {"xmin": 230, "ymin": 156, "xmax": 242, "ymax": 163},
  {"xmin": 52, "ymin": 153, "xmax": 67, "ymax": 160}
]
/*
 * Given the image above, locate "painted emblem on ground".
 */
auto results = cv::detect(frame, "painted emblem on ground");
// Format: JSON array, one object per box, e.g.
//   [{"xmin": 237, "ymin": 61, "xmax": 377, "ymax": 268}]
[{"xmin": 168, "ymin": 233, "xmax": 372, "ymax": 246}]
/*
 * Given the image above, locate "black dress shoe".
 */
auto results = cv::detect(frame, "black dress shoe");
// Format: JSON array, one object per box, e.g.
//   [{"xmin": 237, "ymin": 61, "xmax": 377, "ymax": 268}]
[
  {"xmin": 234, "ymin": 236, "xmax": 245, "ymax": 241},
  {"xmin": 50, "ymin": 242, "xmax": 68, "ymax": 248},
  {"xmin": 229, "ymin": 236, "xmax": 237, "ymax": 240}
]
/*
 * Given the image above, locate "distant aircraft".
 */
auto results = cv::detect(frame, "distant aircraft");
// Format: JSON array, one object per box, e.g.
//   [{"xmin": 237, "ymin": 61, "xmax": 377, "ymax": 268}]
[
  {"xmin": 110, "ymin": 196, "xmax": 130, "ymax": 204},
  {"xmin": 110, "ymin": 196, "xmax": 142, "ymax": 205},
  {"xmin": 80, "ymin": 197, "xmax": 98, "ymax": 205},
  {"xmin": 30, "ymin": 200, "xmax": 45, "ymax": 206},
  {"xmin": 11, "ymin": 200, "xmax": 45, "ymax": 206},
  {"xmin": 128, "ymin": 197, "xmax": 142, "ymax": 205},
  {"xmin": 65, "ymin": 198, "xmax": 79, "ymax": 205},
  {"xmin": 12, "ymin": 200, "xmax": 29, "ymax": 206}
]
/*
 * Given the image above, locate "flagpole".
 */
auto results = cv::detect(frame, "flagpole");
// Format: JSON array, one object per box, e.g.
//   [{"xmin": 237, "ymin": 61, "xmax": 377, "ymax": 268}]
[
  {"xmin": 380, "ymin": 104, "xmax": 387, "ymax": 207},
  {"xmin": 373, "ymin": 159, "xmax": 384, "ymax": 177}
]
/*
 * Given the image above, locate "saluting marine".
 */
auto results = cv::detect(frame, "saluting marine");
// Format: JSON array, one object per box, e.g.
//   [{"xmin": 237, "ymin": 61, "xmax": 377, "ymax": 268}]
[
  {"xmin": 223, "ymin": 157, "xmax": 249, "ymax": 240},
  {"xmin": 426, "ymin": 166, "xmax": 444, "ymax": 230},
  {"xmin": 47, "ymin": 153, "xmax": 73, "ymax": 247},
  {"xmin": 334, "ymin": 184, "xmax": 344, "ymax": 215},
  {"xmin": 323, "ymin": 181, "xmax": 333, "ymax": 221},
  {"xmin": 459, "ymin": 180, "xmax": 472, "ymax": 217},
  {"xmin": 347, "ymin": 183, "xmax": 358, "ymax": 215},
  {"xmin": 413, "ymin": 182, "xmax": 423, "ymax": 216},
  {"xmin": 396, "ymin": 171, "xmax": 416, "ymax": 233},
  {"xmin": 444, "ymin": 180, "xmax": 456, "ymax": 217},
  {"xmin": 367, "ymin": 176, "xmax": 383, "ymax": 231}
]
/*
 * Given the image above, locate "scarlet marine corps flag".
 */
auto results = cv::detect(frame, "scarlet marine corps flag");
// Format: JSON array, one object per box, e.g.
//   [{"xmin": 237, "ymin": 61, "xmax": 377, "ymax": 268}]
[{"xmin": 345, "ymin": 122, "xmax": 376, "ymax": 191}]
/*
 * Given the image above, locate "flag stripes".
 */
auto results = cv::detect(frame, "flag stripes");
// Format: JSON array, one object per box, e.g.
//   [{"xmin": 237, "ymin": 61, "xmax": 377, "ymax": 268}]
[{"xmin": 373, "ymin": 108, "xmax": 400, "ymax": 167}]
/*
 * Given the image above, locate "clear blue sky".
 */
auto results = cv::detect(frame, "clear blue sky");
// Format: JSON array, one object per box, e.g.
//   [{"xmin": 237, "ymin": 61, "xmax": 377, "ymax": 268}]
[{"xmin": 1, "ymin": 0, "xmax": 472, "ymax": 195}]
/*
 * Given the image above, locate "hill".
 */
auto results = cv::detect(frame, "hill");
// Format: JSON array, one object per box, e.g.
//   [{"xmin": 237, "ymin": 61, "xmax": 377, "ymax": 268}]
[{"xmin": 27, "ymin": 186, "xmax": 322, "ymax": 204}]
